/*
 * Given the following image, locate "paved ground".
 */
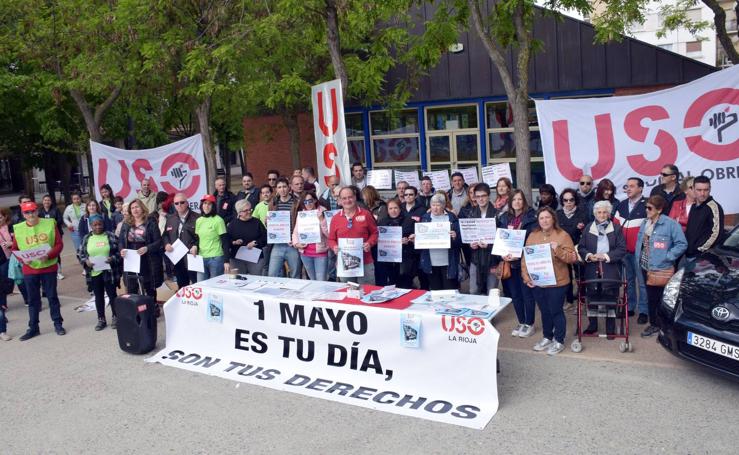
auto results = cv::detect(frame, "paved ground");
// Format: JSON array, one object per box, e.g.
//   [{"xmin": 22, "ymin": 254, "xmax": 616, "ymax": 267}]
[{"xmin": 1, "ymin": 231, "xmax": 738, "ymax": 454}]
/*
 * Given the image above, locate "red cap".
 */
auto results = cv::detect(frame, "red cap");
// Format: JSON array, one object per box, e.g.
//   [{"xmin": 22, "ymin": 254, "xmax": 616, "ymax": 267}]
[
  {"xmin": 201, "ymin": 194, "xmax": 216, "ymax": 203},
  {"xmin": 20, "ymin": 202, "xmax": 38, "ymax": 212}
]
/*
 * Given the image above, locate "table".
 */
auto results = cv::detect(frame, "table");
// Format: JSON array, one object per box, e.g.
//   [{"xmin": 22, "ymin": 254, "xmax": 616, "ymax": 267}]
[{"xmin": 147, "ymin": 275, "xmax": 510, "ymax": 429}]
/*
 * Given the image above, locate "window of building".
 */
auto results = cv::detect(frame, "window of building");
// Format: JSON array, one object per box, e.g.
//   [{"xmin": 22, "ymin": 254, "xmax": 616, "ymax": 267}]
[
  {"xmin": 658, "ymin": 43, "xmax": 674, "ymax": 51},
  {"xmin": 369, "ymin": 109, "xmax": 420, "ymax": 166},
  {"xmin": 686, "ymin": 8, "xmax": 702, "ymax": 23},
  {"xmin": 345, "ymin": 113, "xmax": 365, "ymax": 165},
  {"xmin": 485, "ymin": 101, "xmax": 544, "ymax": 186},
  {"xmin": 425, "ymin": 104, "xmax": 480, "ymax": 171},
  {"xmin": 686, "ymin": 40, "xmax": 702, "ymax": 53}
]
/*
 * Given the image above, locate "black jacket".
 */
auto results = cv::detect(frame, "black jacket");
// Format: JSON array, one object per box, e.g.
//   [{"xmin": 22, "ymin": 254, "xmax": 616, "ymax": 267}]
[
  {"xmin": 577, "ymin": 220, "xmax": 627, "ymax": 284},
  {"xmin": 402, "ymin": 199, "xmax": 427, "ymax": 222},
  {"xmin": 468, "ymin": 204, "xmax": 498, "ymax": 269},
  {"xmin": 236, "ymin": 187, "xmax": 260, "ymax": 210},
  {"xmin": 377, "ymin": 212, "xmax": 416, "ymax": 276},
  {"xmin": 685, "ymin": 196, "xmax": 724, "ymax": 257},
  {"xmin": 214, "ymin": 190, "xmax": 237, "ymax": 224},
  {"xmin": 556, "ymin": 207, "xmax": 589, "ymax": 246},
  {"xmin": 650, "ymin": 184, "xmax": 684, "ymax": 215},
  {"xmin": 226, "ymin": 217, "xmax": 267, "ymax": 259},
  {"xmin": 118, "ymin": 218, "xmax": 164, "ymax": 288},
  {"xmin": 163, "ymin": 210, "xmax": 200, "ymax": 249}
]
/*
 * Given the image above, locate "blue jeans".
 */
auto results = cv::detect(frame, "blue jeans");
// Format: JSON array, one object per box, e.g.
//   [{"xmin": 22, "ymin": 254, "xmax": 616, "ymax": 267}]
[
  {"xmin": 469, "ymin": 263, "xmax": 499, "ymax": 295},
  {"xmin": 300, "ymin": 255, "xmax": 328, "ymax": 281},
  {"xmin": 532, "ymin": 285, "xmax": 568, "ymax": 343},
  {"xmin": 268, "ymin": 244, "xmax": 301, "ymax": 278},
  {"xmin": 24, "ymin": 271, "xmax": 63, "ymax": 330},
  {"xmin": 624, "ymin": 253, "xmax": 648, "ymax": 314},
  {"xmin": 197, "ymin": 256, "xmax": 225, "ymax": 282},
  {"xmin": 503, "ymin": 269, "xmax": 535, "ymax": 325},
  {"xmin": 70, "ymin": 230, "xmax": 82, "ymax": 256}
]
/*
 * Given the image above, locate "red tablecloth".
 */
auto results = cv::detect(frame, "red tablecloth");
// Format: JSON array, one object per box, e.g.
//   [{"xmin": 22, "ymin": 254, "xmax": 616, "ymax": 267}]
[{"xmin": 323, "ymin": 285, "xmax": 425, "ymax": 311}]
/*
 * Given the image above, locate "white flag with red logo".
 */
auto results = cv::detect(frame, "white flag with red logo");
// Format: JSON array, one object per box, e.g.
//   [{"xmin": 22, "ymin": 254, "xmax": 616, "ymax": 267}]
[
  {"xmin": 90, "ymin": 135, "xmax": 207, "ymax": 210},
  {"xmin": 312, "ymin": 79, "xmax": 351, "ymax": 187},
  {"xmin": 536, "ymin": 65, "xmax": 739, "ymax": 213}
]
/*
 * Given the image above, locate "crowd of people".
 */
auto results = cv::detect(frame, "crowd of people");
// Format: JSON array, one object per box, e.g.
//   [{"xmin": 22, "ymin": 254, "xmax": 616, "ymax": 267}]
[{"xmin": 0, "ymin": 163, "xmax": 727, "ymax": 356}]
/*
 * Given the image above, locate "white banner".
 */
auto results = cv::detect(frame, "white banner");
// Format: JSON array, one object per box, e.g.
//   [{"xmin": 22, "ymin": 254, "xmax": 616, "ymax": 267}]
[
  {"xmin": 312, "ymin": 80, "xmax": 351, "ymax": 187},
  {"xmin": 536, "ymin": 66, "xmax": 739, "ymax": 213},
  {"xmin": 147, "ymin": 278, "xmax": 500, "ymax": 428},
  {"xmin": 90, "ymin": 134, "xmax": 207, "ymax": 213}
]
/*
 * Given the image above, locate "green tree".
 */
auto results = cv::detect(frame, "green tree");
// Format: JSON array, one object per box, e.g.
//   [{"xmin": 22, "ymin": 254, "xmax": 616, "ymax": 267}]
[{"xmin": 453, "ymin": 0, "xmax": 648, "ymax": 199}]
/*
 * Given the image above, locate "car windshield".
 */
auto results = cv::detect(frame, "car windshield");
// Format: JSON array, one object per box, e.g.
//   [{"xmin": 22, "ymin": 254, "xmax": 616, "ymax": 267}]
[{"xmin": 722, "ymin": 226, "xmax": 739, "ymax": 252}]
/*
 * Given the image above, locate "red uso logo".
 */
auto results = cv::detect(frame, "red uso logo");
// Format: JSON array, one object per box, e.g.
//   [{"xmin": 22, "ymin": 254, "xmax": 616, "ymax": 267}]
[
  {"xmin": 552, "ymin": 88, "xmax": 739, "ymax": 180},
  {"xmin": 316, "ymin": 87, "xmax": 344, "ymax": 186},
  {"xmin": 441, "ymin": 316, "xmax": 486, "ymax": 336},
  {"xmin": 97, "ymin": 152, "xmax": 202, "ymax": 199},
  {"xmin": 175, "ymin": 286, "xmax": 203, "ymax": 300}
]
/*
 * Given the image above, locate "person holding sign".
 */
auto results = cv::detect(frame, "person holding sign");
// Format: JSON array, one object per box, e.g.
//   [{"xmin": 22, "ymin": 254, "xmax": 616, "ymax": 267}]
[
  {"xmin": 521, "ymin": 207, "xmax": 578, "ymax": 356},
  {"xmin": 163, "ymin": 193, "xmax": 199, "ymax": 287},
  {"xmin": 193, "ymin": 195, "xmax": 230, "ymax": 282},
  {"xmin": 78, "ymin": 215, "xmax": 121, "ymax": 331},
  {"xmin": 291, "ymin": 192, "xmax": 329, "ymax": 281},
  {"xmin": 493, "ymin": 190, "xmax": 538, "ymax": 338},
  {"xmin": 119, "ymin": 199, "xmax": 164, "ymax": 300},
  {"xmin": 226, "ymin": 199, "xmax": 267, "ymax": 276},
  {"xmin": 467, "ymin": 183, "xmax": 498, "ymax": 296},
  {"xmin": 376, "ymin": 199, "xmax": 415, "ymax": 287},
  {"xmin": 328, "ymin": 187, "xmax": 379, "ymax": 285},
  {"xmin": 414, "ymin": 194, "xmax": 462, "ymax": 291},
  {"xmin": 267, "ymin": 177, "xmax": 300, "ymax": 278},
  {"xmin": 11, "ymin": 201, "xmax": 65, "ymax": 340}
]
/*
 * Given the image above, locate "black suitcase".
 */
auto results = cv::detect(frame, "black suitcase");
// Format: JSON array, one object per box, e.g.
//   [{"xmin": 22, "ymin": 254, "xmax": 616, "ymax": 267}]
[{"xmin": 113, "ymin": 293, "xmax": 158, "ymax": 354}]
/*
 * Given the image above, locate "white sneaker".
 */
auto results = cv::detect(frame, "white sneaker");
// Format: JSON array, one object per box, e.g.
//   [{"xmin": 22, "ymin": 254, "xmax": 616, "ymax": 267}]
[
  {"xmin": 533, "ymin": 338, "xmax": 553, "ymax": 351},
  {"xmin": 511, "ymin": 324, "xmax": 524, "ymax": 337},
  {"xmin": 547, "ymin": 341, "xmax": 565, "ymax": 356},
  {"xmin": 518, "ymin": 324, "xmax": 536, "ymax": 338},
  {"xmin": 57, "ymin": 272, "xmax": 65, "ymax": 280},
  {"xmin": 0, "ymin": 332, "xmax": 11, "ymax": 341}
]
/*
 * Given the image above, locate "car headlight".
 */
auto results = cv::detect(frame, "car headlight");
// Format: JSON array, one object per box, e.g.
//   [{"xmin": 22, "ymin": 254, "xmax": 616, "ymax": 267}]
[{"xmin": 661, "ymin": 268, "xmax": 684, "ymax": 311}]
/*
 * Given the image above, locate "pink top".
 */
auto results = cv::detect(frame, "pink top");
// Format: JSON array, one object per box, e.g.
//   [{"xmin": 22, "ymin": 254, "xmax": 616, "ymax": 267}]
[{"xmin": 0, "ymin": 225, "xmax": 12, "ymax": 259}]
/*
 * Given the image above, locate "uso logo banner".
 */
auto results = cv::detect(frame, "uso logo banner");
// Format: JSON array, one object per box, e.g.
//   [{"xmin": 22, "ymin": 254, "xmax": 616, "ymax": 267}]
[
  {"xmin": 147, "ymin": 278, "xmax": 499, "ymax": 429},
  {"xmin": 312, "ymin": 79, "xmax": 351, "ymax": 186},
  {"xmin": 536, "ymin": 65, "xmax": 739, "ymax": 213},
  {"xmin": 90, "ymin": 135, "xmax": 207, "ymax": 211}
]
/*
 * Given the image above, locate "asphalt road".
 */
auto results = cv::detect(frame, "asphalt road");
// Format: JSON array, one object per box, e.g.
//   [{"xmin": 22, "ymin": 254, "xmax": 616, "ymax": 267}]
[{"xmin": 1, "ymin": 232, "xmax": 737, "ymax": 454}]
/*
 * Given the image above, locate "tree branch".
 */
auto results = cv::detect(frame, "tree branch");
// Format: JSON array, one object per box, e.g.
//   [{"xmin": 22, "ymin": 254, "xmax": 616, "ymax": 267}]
[
  {"xmin": 325, "ymin": 0, "xmax": 348, "ymax": 97},
  {"xmin": 467, "ymin": 0, "xmax": 516, "ymax": 97},
  {"xmin": 703, "ymin": 0, "xmax": 739, "ymax": 64},
  {"xmin": 93, "ymin": 86, "xmax": 122, "ymax": 126}
]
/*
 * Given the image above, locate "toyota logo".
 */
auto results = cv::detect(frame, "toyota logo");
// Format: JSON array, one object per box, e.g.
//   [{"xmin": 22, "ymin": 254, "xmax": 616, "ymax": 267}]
[{"xmin": 711, "ymin": 306, "xmax": 730, "ymax": 321}]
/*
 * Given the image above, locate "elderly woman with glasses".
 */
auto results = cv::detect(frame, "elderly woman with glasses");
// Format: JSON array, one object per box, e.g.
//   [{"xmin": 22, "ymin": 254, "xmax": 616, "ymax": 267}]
[
  {"xmin": 227, "ymin": 199, "xmax": 267, "ymax": 276},
  {"xmin": 412, "ymin": 193, "xmax": 462, "ymax": 291},
  {"xmin": 577, "ymin": 200, "xmax": 627, "ymax": 336},
  {"xmin": 635, "ymin": 195, "xmax": 686, "ymax": 338},
  {"xmin": 292, "ymin": 192, "xmax": 330, "ymax": 281}
]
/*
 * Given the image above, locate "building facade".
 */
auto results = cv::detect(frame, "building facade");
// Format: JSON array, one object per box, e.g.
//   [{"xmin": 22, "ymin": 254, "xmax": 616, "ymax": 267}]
[{"xmin": 243, "ymin": 4, "xmax": 715, "ymax": 189}]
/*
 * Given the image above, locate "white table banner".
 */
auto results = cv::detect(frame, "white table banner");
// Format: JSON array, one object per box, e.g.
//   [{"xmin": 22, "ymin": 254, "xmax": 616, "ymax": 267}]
[{"xmin": 147, "ymin": 278, "xmax": 500, "ymax": 429}]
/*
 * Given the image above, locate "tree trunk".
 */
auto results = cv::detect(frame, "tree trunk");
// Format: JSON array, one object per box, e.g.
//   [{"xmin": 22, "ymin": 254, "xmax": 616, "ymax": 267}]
[
  {"xmin": 221, "ymin": 140, "xmax": 232, "ymax": 191},
  {"xmin": 468, "ymin": 0, "xmax": 533, "ymax": 200},
  {"xmin": 69, "ymin": 86, "xmax": 122, "ymax": 193},
  {"xmin": 195, "ymin": 96, "xmax": 216, "ymax": 186},
  {"xmin": 22, "ymin": 168, "xmax": 34, "ymax": 200},
  {"xmin": 703, "ymin": 0, "xmax": 739, "ymax": 64},
  {"xmin": 325, "ymin": 0, "xmax": 348, "ymax": 98},
  {"xmin": 282, "ymin": 111, "xmax": 302, "ymax": 171},
  {"xmin": 59, "ymin": 156, "xmax": 72, "ymax": 204}
]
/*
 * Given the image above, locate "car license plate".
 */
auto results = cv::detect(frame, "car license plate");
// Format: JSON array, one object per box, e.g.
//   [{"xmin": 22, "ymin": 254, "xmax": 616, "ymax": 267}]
[{"xmin": 687, "ymin": 332, "xmax": 739, "ymax": 361}]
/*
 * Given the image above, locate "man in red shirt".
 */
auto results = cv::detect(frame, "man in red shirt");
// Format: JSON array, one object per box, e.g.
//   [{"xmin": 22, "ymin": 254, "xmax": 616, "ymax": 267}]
[{"xmin": 328, "ymin": 187, "xmax": 379, "ymax": 285}]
